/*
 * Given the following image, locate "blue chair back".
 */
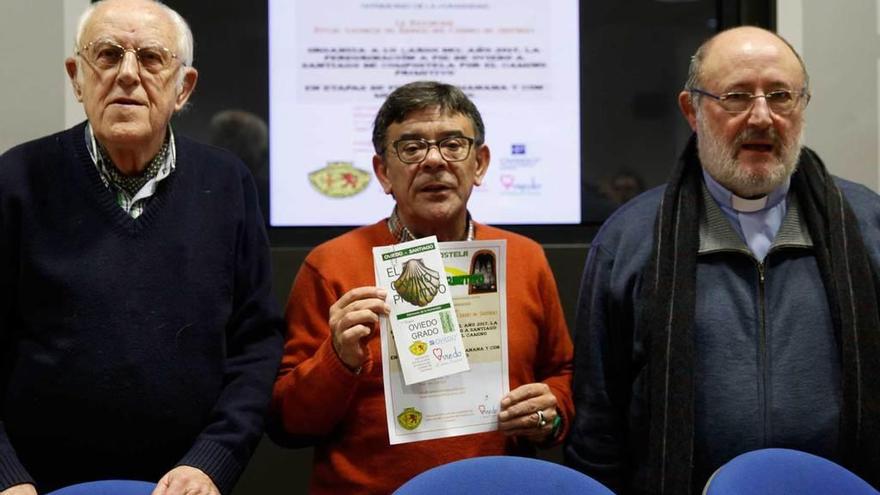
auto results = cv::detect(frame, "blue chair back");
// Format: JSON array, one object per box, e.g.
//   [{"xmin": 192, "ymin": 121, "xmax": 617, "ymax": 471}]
[
  {"xmin": 704, "ymin": 448, "xmax": 878, "ymax": 495},
  {"xmin": 393, "ymin": 455, "xmax": 613, "ymax": 494},
  {"xmin": 46, "ymin": 480, "xmax": 157, "ymax": 495}
]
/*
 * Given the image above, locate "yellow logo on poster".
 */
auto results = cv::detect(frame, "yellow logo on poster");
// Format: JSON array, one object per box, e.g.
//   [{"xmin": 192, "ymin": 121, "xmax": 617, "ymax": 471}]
[
  {"xmin": 308, "ymin": 162, "xmax": 370, "ymax": 198},
  {"xmin": 397, "ymin": 407, "xmax": 423, "ymax": 431},
  {"xmin": 409, "ymin": 341, "xmax": 428, "ymax": 356}
]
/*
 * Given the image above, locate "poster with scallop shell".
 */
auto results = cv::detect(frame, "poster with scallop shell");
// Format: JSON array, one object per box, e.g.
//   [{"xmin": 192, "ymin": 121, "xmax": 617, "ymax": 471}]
[{"xmin": 373, "ymin": 236, "xmax": 470, "ymax": 385}]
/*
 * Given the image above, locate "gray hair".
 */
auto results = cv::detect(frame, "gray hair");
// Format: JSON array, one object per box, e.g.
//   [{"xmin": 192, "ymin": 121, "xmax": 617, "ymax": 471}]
[
  {"xmin": 372, "ymin": 81, "xmax": 486, "ymax": 155},
  {"xmin": 684, "ymin": 27, "xmax": 810, "ymax": 99},
  {"xmin": 74, "ymin": 0, "xmax": 194, "ymax": 67}
]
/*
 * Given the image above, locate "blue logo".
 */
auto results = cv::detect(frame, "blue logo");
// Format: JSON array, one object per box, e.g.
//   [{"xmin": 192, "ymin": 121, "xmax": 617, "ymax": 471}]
[{"xmin": 511, "ymin": 143, "xmax": 526, "ymax": 155}]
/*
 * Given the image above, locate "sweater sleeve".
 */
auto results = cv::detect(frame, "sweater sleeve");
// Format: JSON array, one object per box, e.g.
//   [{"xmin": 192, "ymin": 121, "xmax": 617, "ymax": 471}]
[
  {"xmin": 176, "ymin": 171, "xmax": 284, "ymax": 495},
  {"xmin": 270, "ymin": 260, "xmax": 367, "ymax": 441},
  {"xmin": 0, "ymin": 171, "xmax": 36, "ymax": 491},
  {"xmin": 533, "ymin": 249, "xmax": 575, "ymax": 445},
  {"xmin": 564, "ymin": 242, "xmax": 631, "ymax": 493}
]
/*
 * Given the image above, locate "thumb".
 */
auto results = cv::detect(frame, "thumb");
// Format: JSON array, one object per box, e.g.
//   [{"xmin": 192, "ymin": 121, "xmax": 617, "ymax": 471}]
[{"xmin": 151, "ymin": 474, "xmax": 171, "ymax": 495}]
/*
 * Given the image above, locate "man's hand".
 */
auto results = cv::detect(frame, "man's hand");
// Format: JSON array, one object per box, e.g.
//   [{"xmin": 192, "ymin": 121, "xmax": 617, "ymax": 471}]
[
  {"xmin": 329, "ymin": 286, "xmax": 389, "ymax": 370},
  {"xmin": 498, "ymin": 382, "xmax": 559, "ymax": 442},
  {"xmin": 0, "ymin": 484, "xmax": 37, "ymax": 495},
  {"xmin": 152, "ymin": 466, "xmax": 218, "ymax": 495}
]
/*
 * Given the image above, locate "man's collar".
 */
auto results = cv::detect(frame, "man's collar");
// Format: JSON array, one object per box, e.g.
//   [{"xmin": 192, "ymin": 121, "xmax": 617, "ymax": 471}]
[
  {"xmin": 85, "ymin": 123, "xmax": 176, "ymax": 173},
  {"xmin": 698, "ymin": 181, "xmax": 812, "ymax": 255},
  {"xmin": 702, "ymin": 169, "xmax": 790, "ymax": 213},
  {"xmin": 387, "ymin": 206, "xmax": 475, "ymax": 243},
  {"xmin": 84, "ymin": 123, "xmax": 177, "ymax": 199}
]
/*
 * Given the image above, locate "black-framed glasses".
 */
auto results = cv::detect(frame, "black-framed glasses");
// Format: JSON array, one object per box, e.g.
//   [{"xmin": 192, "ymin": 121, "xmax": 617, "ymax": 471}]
[
  {"xmin": 391, "ymin": 136, "xmax": 475, "ymax": 164},
  {"xmin": 76, "ymin": 39, "xmax": 182, "ymax": 75},
  {"xmin": 689, "ymin": 87, "xmax": 810, "ymax": 115}
]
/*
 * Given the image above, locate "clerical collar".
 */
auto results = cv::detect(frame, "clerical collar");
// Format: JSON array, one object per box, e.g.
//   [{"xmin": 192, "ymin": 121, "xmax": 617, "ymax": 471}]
[
  {"xmin": 387, "ymin": 207, "xmax": 475, "ymax": 243},
  {"xmin": 702, "ymin": 170, "xmax": 790, "ymax": 213}
]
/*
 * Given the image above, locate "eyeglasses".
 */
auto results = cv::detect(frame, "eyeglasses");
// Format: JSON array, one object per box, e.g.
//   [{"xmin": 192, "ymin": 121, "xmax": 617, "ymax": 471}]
[
  {"xmin": 76, "ymin": 39, "xmax": 181, "ymax": 75},
  {"xmin": 391, "ymin": 136, "xmax": 475, "ymax": 164},
  {"xmin": 689, "ymin": 87, "xmax": 810, "ymax": 115}
]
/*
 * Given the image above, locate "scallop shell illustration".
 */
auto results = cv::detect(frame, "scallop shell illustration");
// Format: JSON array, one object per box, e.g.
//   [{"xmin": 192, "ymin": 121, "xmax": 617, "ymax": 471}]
[{"xmin": 392, "ymin": 258, "xmax": 441, "ymax": 307}]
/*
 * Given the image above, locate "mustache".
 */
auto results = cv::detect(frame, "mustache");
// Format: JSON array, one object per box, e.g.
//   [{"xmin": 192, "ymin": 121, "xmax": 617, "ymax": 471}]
[
  {"xmin": 415, "ymin": 173, "xmax": 454, "ymax": 186},
  {"xmin": 733, "ymin": 127, "xmax": 779, "ymax": 147}
]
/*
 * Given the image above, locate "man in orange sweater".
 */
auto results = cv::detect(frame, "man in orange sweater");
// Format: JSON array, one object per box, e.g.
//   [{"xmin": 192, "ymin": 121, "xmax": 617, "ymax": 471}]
[{"xmin": 272, "ymin": 81, "xmax": 574, "ymax": 493}]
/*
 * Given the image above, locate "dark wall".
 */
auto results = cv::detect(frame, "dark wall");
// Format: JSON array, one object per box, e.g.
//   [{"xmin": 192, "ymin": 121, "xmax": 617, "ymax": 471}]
[{"xmin": 168, "ymin": 1, "xmax": 269, "ymax": 144}]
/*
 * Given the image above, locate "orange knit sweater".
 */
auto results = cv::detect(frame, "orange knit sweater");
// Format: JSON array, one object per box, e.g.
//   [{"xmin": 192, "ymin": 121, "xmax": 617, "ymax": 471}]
[{"xmin": 272, "ymin": 220, "xmax": 574, "ymax": 494}]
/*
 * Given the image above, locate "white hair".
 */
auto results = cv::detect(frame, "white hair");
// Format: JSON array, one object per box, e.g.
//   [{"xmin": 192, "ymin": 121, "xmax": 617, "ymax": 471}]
[{"xmin": 74, "ymin": 0, "xmax": 194, "ymax": 67}]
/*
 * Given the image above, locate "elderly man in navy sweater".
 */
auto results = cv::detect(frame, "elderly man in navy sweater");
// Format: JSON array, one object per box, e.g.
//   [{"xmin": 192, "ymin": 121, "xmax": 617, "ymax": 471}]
[{"xmin": 0, "ymin": 1, "xmax": 282, "ymax": 494}]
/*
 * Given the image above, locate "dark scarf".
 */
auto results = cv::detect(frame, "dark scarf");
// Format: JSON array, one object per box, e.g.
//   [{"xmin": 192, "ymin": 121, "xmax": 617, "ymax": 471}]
[
  {"xmin": 640, "ymin": 135, "xmax": 880, "ymax": 493},
  {"xmin": 96, "ymin": 139, "xmax": 169, "ymax": 196}
]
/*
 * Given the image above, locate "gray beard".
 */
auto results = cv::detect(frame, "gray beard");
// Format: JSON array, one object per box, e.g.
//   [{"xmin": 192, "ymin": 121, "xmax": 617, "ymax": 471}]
[{"xmin": 696, "ymin": 115, "xmax": 803, "ymax": 198}]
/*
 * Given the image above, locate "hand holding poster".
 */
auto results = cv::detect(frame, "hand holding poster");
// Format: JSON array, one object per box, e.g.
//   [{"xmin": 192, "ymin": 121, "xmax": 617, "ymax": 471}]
[
  {"xmin": 378, "ymin": 239, "xmax": 509, "ymax": 444},
  {"xmin": 373, "ymin": 236, "xmax": 469, "ymax": 385}
]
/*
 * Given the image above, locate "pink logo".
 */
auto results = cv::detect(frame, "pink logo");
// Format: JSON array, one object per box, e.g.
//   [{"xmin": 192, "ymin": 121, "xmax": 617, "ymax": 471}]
[
  {"xmin": 432, "ymin": 348, "xmax": 444, "ymax": 361},
  {"xmin": 500, "ymin": 174, "xmax": 515, "ymax": 189}
]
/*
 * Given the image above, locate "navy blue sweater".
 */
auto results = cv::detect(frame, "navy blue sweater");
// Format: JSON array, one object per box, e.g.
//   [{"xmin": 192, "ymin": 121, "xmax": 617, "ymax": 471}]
[{"xmin": 0, "ymin": 123, "xmax": 283, "ymax": 493}]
